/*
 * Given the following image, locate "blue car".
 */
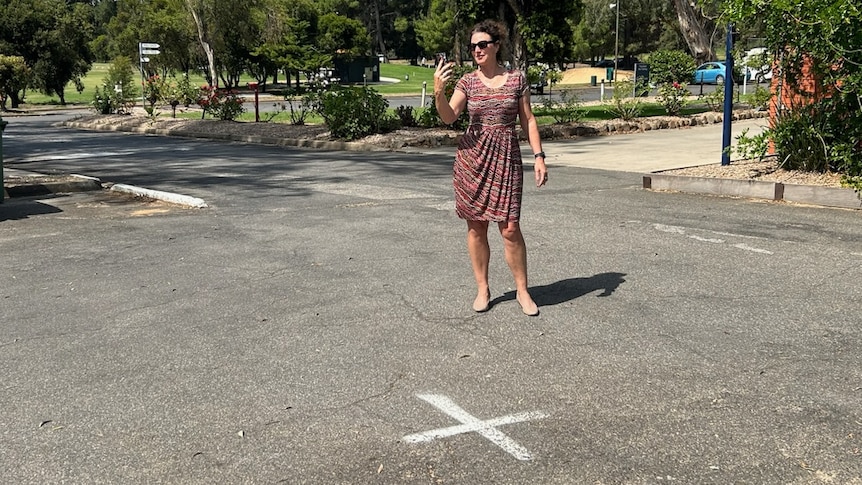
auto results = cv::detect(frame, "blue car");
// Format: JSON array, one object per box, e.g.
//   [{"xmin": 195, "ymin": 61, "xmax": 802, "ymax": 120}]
[{"xmin": 692, "ymin": 61, "xmax": 749, "ymax": 85}]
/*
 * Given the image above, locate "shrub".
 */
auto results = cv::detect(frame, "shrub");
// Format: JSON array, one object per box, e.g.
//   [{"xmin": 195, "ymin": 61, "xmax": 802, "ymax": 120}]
[
  {"xmin": 606, "ymin": 78, "xmax": 643, "ymax": 121},
  {"xmin": 0, "ymin": 55, "xmax": 31, "ymax": 110},
  {"xmin": 749, "ymin": 85, "xmax": 771, "ymax": 111},
  {"xmin": 283, "ymin": 86, "xmax": 320, "ymax": 125},
  {"xmin": 656, "ymin": 82, "xmax": 689, "ymax": 116},
  {"xmin": 395, "ymin": 105, "xmax": 417, "ymax": 127},
  {"xmin": 92, "ymin": 86, "xmax": 114, "ymax": 114},
  {"xmin": 142, "ymin": 75, "xmax": 163, "ymax": 108},
  {"xmin": 537, "ymin": 89, "xmax": 585, "ymax": 124},
  {"xmin": 733, "ymin": 127, "xmax": 770, "ymax": 161},
  {"xmin": 773, "ymin": 97, "xmax": 861, "ymax": 176},
  {"xmin": 416, "ymin": 106, "xmax": 440, "ymax": 128},
  {"xmin": 198, "ymin": 86, "xmax": 245, "ymax": 121},
  {"xmin": 648, "ymin": 50, "xmax": 696, "ymax": 85},
  {"xmin": 91, "ymin": 56, "xmax": 137, "ymax": 114},
  {"xmin": 316, "ymin": 86, "xmax": 398, "ymax": 140},
  {"xmin": 174, "ymin": 74, "xmax": 200, "ymax": 107},
  {"xmin": 699, "ymin": 87, "xmax": 724, "ymax": 112}
]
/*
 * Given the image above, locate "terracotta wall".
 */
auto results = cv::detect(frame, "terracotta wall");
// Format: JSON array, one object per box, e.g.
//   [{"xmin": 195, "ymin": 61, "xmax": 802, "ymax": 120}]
[{"xmin": 767, "ymin": 55, "xmax": 823, "ymax": 154}]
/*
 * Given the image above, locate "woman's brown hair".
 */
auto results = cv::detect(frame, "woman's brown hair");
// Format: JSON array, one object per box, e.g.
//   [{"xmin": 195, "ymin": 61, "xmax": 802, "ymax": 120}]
[{"xmin": 470, "ymin": 19, "xmax": 508, "ymax": 64}]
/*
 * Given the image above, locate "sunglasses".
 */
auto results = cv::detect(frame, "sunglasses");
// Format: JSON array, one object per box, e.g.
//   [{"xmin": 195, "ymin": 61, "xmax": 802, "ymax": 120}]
[{"xmin": 469, "ymin": 40, "xmax": 497, "ymax": 50}]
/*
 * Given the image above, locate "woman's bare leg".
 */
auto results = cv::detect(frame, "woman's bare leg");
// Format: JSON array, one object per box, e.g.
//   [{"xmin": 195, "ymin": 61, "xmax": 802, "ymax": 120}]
[
  {"xmin": 498, "ymin": 221, "xmax": 538, "ymax": 315},
  {"xmin": 466, "ymin": 220, "xmax": 491, "ymax": 311}
]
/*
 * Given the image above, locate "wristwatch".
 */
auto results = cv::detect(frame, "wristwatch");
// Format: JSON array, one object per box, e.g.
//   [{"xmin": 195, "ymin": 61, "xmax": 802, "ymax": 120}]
[{"xmin": 533, "ymin": 151, "xmax": 546, "ymax": 159}]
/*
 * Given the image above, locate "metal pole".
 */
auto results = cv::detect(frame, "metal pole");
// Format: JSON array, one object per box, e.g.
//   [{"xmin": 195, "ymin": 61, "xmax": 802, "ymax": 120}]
[
  {"xmin": 721, "ymin": 23, "xmax": 734, "ymax": 166},
  {"xmin": 614, "ymin": 0, "xmax": 620, "ymax": 81},
  {"xmin": 421, "ymin": 81, "xmax": 427, "ymax": 107},
  {"xmin": 139, "ymin": 43, "xmax": 146, "ymax": 109},
  {"xmin": 0, "ymin": 118, "xmax": 6, "ymax": 203}
]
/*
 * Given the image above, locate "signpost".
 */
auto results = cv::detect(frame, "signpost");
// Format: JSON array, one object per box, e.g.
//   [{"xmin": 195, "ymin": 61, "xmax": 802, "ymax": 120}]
[{"xmin": 138, "ymin": 42, "xmax": 161, "ymax": 108}]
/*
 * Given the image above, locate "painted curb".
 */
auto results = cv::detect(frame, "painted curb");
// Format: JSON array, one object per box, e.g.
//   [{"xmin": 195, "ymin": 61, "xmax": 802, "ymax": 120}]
[
  {"xmin": 644, "ymin": 173, "xmax": 862, "ymax": 210},
  {"xmin": 110, "ymin": 184, "xmax": 208, "ymax": 208}
]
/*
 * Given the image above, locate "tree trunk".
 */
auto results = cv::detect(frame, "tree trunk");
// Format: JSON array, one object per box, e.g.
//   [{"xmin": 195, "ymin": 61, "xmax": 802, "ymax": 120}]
[
  {"xmin": 186, "ymin": 0, "xmax": 218, "ymax": 88},
  {"xmin": 673, "ymin": 0, "xmax": 714, "ymax": 63},
  {"xmin": 503, "ymin": 0, "xmax": 527, "ymax": 69},
  {"xmin": 372, "ymin": 0, "xmax": 387, "ymax": 57}
]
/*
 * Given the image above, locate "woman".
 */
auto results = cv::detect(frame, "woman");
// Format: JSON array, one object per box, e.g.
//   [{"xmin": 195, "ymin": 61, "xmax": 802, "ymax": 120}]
[{"xmin": 434, "ymin": 19, "xmax": 548, "ymax": 316}]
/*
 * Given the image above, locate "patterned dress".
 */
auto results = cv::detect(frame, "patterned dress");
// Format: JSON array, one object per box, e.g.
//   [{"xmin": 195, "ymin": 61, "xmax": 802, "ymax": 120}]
[{"xmin": 453, "ymin": 69, "xmax": 527, "ymax": 222}]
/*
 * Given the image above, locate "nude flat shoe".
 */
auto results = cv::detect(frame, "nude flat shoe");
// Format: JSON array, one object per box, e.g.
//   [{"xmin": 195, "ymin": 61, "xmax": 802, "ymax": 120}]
[
  {"xmin": 516, "ymin": 293, "xmax": 539, "ymax": 316},
  {"xmin": 473, "ymin": 290, "xmax": 491, "ymax": 313}
]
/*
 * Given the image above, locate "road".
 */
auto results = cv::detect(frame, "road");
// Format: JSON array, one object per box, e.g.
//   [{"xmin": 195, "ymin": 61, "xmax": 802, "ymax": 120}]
[{"xmin": 2, "ymin": 114, "xmax": 861, "ymax": 483}]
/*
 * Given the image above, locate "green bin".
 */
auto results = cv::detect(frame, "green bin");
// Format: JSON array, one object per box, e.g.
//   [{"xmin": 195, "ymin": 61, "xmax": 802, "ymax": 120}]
[
  {"xmin": 606, "ymin": 67, "xmax": 615, "ymax": 81},
  {"xmin": 590, "ymin": 75, "xmax": 597, "ymax": 86}
]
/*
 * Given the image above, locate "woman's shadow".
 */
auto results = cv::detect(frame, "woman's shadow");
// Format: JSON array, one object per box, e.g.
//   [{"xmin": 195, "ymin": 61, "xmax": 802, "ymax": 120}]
[{"xmin": 492, "ymin": 272, "xmax": 626, "ymax": 308}]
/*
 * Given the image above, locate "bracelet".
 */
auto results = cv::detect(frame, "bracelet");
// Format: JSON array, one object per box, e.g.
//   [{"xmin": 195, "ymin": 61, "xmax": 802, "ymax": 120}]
[{"xmin": 533, "ymin": 151, "xmax": 546, "ymax": 159}]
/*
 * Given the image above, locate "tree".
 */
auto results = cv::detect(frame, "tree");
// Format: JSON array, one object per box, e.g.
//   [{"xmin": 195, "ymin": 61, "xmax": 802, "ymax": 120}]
[
  {"xmin": 0, "ymin": 55, "xmax": 30, "ymax": 110},
  {"xmin": 0, "ymin": 0, "xmax": 94, "ymax": 105},
  {"xmin": 185, "ymin": 0, "xmax": 217, "ymax": 86},
  {"xmin": 459, "ymin": 0, "xmax": 584, "ymax": 69},
  {"xmin": 673, "ymin": 0, "xmax": 717, "ymax": 63},
  {"xmin": 318, "ymin": 14, "xmax": 370, "ymax": 61},
  {"xmin": 571, "ymin": 0, "xmax": 615, "ymax": 62},
  {"xmin": 252, "ymin": 0, "xmax": 322, "ymax": 89},
  {"xmin": 724, "ymin": 0, "xmax": 862, "ymax": 178},
  {"xmin": 518, "ymin": 0, "xmax": 583, "ymax": 67},
  {"xmin": 415, "ymin": 0, "xmax": 460, "ymax": 61}
]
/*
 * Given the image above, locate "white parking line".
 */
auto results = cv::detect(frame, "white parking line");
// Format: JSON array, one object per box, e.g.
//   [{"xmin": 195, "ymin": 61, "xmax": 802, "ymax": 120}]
[
  {"xmin": 652, "ymin": 223, "xmax": 773, "ymax": 255},
  {"xmin": 688, "ymin": 235, "xmax": 724, "ymax": 243},
  {"xmin": 733, "ymin": 243, "xmax": 773, "ymax": 255},
  {"xmin": 403, "ymin": 394, "xmax": 547, "ymax": 461}
]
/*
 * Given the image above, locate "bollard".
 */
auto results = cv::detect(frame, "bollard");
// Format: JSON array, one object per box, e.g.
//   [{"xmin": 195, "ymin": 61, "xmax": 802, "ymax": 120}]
[{"xmin": 0, "ymin": 117, "xmax": 6, "ymax": 203}]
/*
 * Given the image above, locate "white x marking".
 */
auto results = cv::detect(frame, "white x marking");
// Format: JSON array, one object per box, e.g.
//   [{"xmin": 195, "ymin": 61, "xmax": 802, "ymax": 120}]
[{"xmin": 403, "ymin": 393, "xmax": 547, "ymax": 461}]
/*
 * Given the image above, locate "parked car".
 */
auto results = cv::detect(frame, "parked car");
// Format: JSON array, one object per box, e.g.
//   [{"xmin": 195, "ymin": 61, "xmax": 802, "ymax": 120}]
[
  {"xmin": 743, "ymin": 48, "xmax": 773, "ymax": 83},
  {"xmin": 692, "ymin": 61, "xmax": 750, "ymax": 85}
]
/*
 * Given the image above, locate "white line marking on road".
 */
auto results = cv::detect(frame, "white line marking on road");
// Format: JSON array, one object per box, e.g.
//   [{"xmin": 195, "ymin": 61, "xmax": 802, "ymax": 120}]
[
  {"xmin": 688, "ymin": 235, "xmax": 724, "ymax": 243},
  {"xmin": 710, "ymin": 230, "xmax": 767, "ymax": 240},
  {"xmin": 733, "ymin": 243, "xmax": 773, "ymax": 255},
  {"xmin": 653, "ymin": 223, "xmax": 686, "ymax": 234},
  {"xmin": 403, "ymin": 393, "xmax": 547, "ymax": 461}
]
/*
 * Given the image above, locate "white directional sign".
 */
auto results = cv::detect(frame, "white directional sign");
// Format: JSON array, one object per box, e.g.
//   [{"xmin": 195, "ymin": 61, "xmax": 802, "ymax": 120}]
[
  {"xmin": 141, "ymin": 49, "xmax": 161, "ymax": 55},
  {"xmin": 140, "ymin": 57, "xmax": 150, "ymax": 63},
  {"xmin": 140, "ymin": 42, "xmax": 160, "ymax": 49}
]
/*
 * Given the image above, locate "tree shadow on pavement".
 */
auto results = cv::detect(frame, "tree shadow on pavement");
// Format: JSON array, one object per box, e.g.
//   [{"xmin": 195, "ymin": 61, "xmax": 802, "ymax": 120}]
[
  {"xmin": 0, "ymin": 197, "xmax": 63, "ymax": 221},
  {"xmin": 492, "ymin": 272, "xmax": 627, "ymax": 307}
]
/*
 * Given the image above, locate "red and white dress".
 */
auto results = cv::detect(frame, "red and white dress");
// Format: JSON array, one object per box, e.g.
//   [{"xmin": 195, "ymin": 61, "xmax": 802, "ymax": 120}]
[{"xmin": 453, "ymin": 69, "xmax": 527, "ymax": 222}]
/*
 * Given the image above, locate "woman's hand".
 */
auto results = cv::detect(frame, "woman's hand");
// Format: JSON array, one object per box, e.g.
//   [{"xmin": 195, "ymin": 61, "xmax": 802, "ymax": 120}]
[
  {"xmin": 433, "ymin": 58, "xmax": 454, "ymax": 95},
  {"xmin": 534, "ymin": 158, "xmax": 548, "ymax": 187}
]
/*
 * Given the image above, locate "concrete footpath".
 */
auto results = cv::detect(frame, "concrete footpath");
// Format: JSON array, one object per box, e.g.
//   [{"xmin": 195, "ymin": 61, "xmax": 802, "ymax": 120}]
[{"xmin": 543, "ymin": 117, "xmax": 767, "ymax": 172}]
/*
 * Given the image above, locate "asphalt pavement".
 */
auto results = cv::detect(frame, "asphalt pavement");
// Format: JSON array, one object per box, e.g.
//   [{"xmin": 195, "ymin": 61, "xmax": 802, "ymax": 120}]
[{"xmin": 1, "ymin": 112, "xmax": 861, "ymax": 484}]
